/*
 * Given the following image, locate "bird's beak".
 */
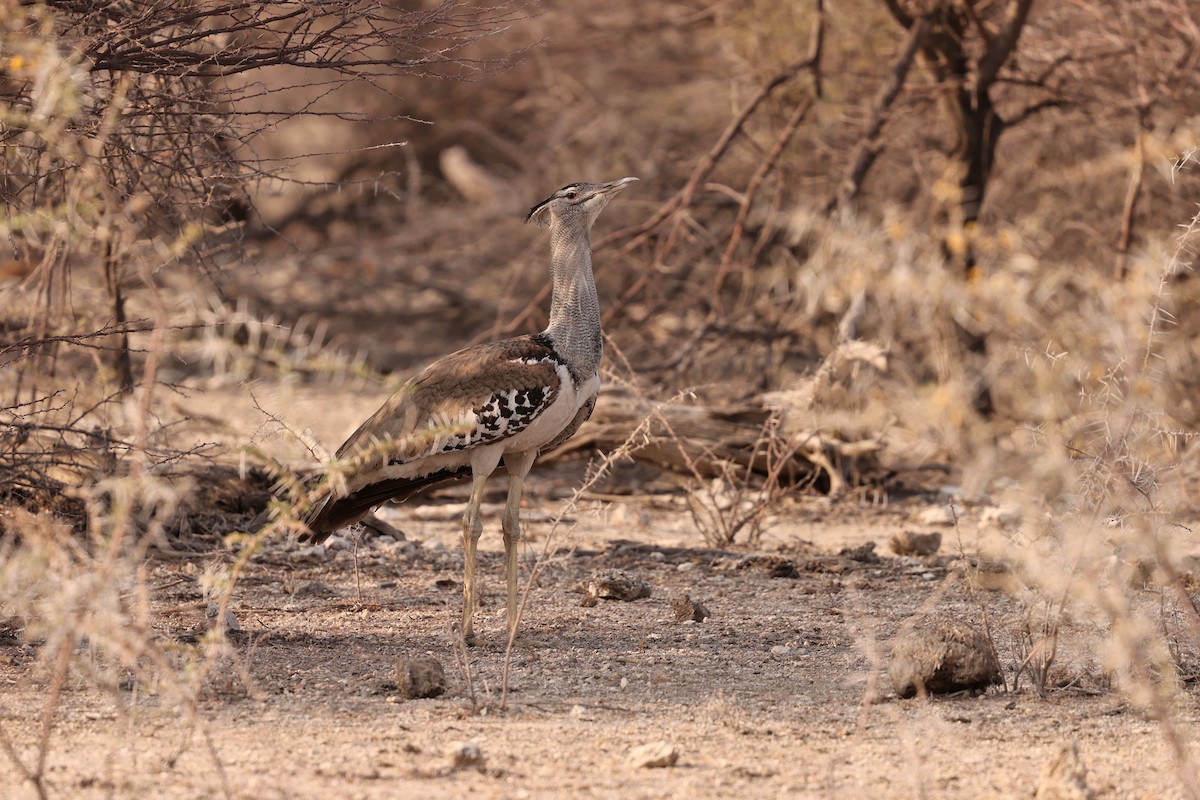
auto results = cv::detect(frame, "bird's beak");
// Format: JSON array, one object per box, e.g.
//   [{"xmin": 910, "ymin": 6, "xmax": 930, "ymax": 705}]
[{"xmin": 601, "ymin": 176, "xmax": 639, "ymax": 193}]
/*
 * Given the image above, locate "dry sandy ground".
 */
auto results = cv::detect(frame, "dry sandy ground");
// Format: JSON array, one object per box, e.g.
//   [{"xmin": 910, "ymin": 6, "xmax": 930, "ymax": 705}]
[{"xmin": 2, "ymin": 481, "xmax": 1198, "ymax": 800}]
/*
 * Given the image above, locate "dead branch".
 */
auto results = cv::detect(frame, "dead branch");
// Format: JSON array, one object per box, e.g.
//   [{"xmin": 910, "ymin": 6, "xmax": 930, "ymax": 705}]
[
  {"xmin": 712, "ymin": 95, "xmax": 814, "ymax": 303},
  {"xmin": 827, "ymin": 14, "xmax": 930, "ymax": 214},
  {"xmin": 1116, "ymin": 110, "xmax": 1149, "ymax": 280},
  {"xmin": 544, "ymin": 387, "xmax": 884, "ymax": 498},
  {"xmin": 51, "ymin": 0, "xmax": 526, "ymax": 80},
  {"xmin": 4, "ymin": 0, "xmax": 533, "ymax": 302},
  {"xmin": 0, "ymin": 322, "xmax": 154, "ymax": 361},
  {"xmin": 977, "ymin": 0, "xmax": 1036, "ymax": 90},
  {"xmin": 596, "ymin": 0, "xmax": 825, "ymax": 257}
]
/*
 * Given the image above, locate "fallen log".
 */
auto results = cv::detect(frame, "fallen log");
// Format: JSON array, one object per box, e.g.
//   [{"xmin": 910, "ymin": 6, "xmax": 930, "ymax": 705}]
[{"xmin": 543, "ymin": 386, "xmax": 886, "ymax": 497}]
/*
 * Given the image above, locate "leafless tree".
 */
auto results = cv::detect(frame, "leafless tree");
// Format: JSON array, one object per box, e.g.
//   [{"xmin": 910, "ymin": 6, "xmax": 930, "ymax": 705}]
[
  {"xmin": 1019, "ymin": 0, "xmax": 1200, "ymax": 278},
  {"xmin": 820, "ymin": 0, "xmax": 1197, "ymax": 413},
  {"xmin": 846, "ymin": 0, "xmax": 1200, "ymax": 275},
  {"xmin": 875, "ymin": 0, "xmax": 1034, "ymax": 273},
  {"xmin": 1, "ymin": 0, "xmax": 529, "ymax": 509},
  {"xmin": 3, "ymin": 1, "xmax": 528, "ymax": 262}
]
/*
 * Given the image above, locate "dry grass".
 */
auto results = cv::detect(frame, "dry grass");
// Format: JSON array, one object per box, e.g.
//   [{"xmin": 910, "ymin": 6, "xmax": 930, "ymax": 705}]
[
  {"xmin": 3, "ymin": 2, "xmax": 1200, "ymax": 797},
  {"xmin": 4, "ymin": 191, "xmax": 1200, "ymax": 796}
]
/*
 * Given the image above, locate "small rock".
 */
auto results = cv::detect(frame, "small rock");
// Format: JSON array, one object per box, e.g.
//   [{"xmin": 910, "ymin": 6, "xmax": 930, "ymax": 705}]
[
  {"xmin": 797, "ymin": 556, "xmax": 844, "ymax": 574},
  {"xmin": 918, "ymin": 506, "xmax": 956, "ymax": 526},
  {"xmin": 964, "ymin": 560, "xmax": 1015, "ymax": 592},
  {"xmin": 380, "ymin": 539, "xmax": 416, "ymax": 557},
  {"xmin": 445, "ymin": 741, "xmax": 486, "ymax": 771},
  {"xmin": 0, "ymin": 615, "xmax": 25, "ymax": 641},
  {"xmin": 889, "ymin": 620, "xmax": 1001, "ymax": 698},
  {"xmin": 670, "ymin": 594, "xmax": 711, "ymax": 622},
  {"xmin": 324, "ymin": 534, "xmax": 354, "ymax": 552},
  {"xmin": 890, "ymin": 530, "xmax": 943, "ymax": 557},
  {"xmin": 838, "ymin": 541, "xmax": 880, "ymax": 563},
  {"xmin": 395, "ymin": 657, "xmax": 447, "ymax": 699},
  {"xmin": 627, "ymin": 740, "xmax": 679, "ymax": 769},
  {"xmin": 736, "ymin": 555, "xmax": 798, "ymax": 578},
  {"xmin": 1035, "ymin": 740, "xmax": 1093, "ymax": 800},
  {"xmin": 205, "ymin": 602, "xmax": 241, "ymax": 633},
  {"xmin": 766, "ymin": 559, "xmax": 800, "ymax": 578},
  {"xmin": 980, "ymin": 503, "xmax": 1024, "ymax": 530},
  {"xmin": 360, "ymin": 514, "xmax": 406, "ymax": 541},
  {"xmin": 293, "ymin": 580, "xmax": 336, "ymax": 597},
  {"xmin": 770, "ymin": 644, "xmax": 793, "ymax": 656},
  {"xmin": 586, "ymin": 569, "xmax": 651, "ymax": 601},
  {"xmin": 292, "ymin": 544, "xmax": 327, "ymax": 561}
]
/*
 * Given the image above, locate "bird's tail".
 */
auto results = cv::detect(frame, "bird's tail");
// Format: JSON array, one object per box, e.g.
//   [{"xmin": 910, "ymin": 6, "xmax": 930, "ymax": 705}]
[{"xmin": 300, "ymin": 467, "xmax": 471, "ymax": 542}]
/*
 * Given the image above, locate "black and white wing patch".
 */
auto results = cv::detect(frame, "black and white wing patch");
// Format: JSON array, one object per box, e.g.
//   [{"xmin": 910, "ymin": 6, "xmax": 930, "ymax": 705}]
[{"xmin": 436, "ymin": 379, "xmax": 555, "ymax": 453}]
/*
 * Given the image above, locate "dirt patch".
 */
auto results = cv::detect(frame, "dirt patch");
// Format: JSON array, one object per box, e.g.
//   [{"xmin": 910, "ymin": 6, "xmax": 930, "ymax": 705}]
[{"xmin": 2, "ymin": 491, "xmax": 1196, "ymax": 799}]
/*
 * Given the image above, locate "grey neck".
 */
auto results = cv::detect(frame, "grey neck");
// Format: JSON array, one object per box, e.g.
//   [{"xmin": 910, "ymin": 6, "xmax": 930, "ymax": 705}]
[{"xmin": 544, "ymin": 225, "xmax": 603, "ymax": 383}]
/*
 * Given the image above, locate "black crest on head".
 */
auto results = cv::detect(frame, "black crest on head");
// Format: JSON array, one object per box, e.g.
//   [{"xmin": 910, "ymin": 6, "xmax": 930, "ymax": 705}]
[
  {"xmin": 524, "ymin": 198, "xmax": 550, "ymax": 226},
  {"xmin": 525, "ymin": 183, "xmax": 582, "ymax": 227}
]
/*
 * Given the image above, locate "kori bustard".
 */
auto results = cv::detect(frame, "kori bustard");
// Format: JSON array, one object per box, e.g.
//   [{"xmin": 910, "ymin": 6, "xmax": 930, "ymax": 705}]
[{"xmin": 304, "ymin": 177, "xmax": 638, "ymax": 643}]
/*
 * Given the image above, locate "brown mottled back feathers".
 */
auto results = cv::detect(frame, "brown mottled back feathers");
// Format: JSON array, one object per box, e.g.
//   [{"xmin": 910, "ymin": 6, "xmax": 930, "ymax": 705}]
[
  {"xmin": 304, "ymin": 335, "xmax": 567, "ymax": 538},
  {"xmin": 337, "ymin": 336, "xmax": 562, "ymax": 464}
]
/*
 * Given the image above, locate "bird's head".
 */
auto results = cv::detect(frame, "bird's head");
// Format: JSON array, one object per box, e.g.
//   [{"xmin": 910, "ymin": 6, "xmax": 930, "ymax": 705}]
[{"xmin": 525, "ymin": 176, "xmax": 638, "ymax": 230}]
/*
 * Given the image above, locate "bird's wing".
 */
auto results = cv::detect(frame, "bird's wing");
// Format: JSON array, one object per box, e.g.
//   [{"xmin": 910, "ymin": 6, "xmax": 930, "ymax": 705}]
[
  {"xmin": 335, "ymin": 335, "xmax": 564, "ymax": 468},
  {"xmin": 541, "ymin": 392, "xmax": 596, "ymax": 454},
  {"xmin": 303, "ymin": 336, "xmax": 565, "ymax": 540}
]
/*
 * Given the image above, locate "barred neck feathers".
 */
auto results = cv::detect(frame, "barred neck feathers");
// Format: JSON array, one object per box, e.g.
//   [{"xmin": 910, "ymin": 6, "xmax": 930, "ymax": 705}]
[{"xmin": 545, "ymin": 224, "xmax": 603, "ymax": 384}]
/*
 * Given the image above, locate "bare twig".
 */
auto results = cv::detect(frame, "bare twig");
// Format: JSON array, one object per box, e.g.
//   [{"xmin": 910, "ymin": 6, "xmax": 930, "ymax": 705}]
[
  {"xmin": 712, "ymin": 95, "xmax": 814, "ymax": 304},
  {"xmin": 597, "ymin": 0, "xmax": 825, "ymax": 259},
  {"xmin": 827, "ymin": 14, "xmax": 930, "ymax": 214},
  {"xmin": 1115, "ymin": 112, "xmax": 1148, "ymax": 280}
]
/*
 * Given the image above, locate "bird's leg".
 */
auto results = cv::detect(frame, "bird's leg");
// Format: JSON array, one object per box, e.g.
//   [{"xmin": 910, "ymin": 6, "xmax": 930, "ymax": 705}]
[
  {"xmin": 500, "ymin": 480, "xmax": 523, "ymax": 641},
  {"xmin": 501, "ymin": 450, "xmax": 537, "ymax": 642},
  {"xmin": 460, "ymin": 471, "xmax": 490, "ymax": 646}
]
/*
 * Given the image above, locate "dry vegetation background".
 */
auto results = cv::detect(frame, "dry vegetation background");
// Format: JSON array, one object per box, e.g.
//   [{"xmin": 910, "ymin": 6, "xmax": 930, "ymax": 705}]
[{"xmin": 3, "ymin": 0, "xmax": 1200, "ymax": 797}]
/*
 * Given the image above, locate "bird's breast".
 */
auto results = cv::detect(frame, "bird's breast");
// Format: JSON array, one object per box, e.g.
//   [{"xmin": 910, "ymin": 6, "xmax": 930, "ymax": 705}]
[{"xmin": 500, "ymin": 364, "xmax": 599, "ymax": 455}]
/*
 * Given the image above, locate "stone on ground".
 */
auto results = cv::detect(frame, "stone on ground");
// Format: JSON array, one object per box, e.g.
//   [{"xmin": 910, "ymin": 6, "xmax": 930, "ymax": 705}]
[
  {"xmin": 627, "ymin": 740, "xmax": 679, "ymax": 769},
  {"xmin": 890, "ymin": 530, "xmax": 942, "ymax": 556},
  {"xmin": 395, "ymin": 656, "xmax": 447, "ymax": 699},
  {"xmin": 889, "ymin": 620, "xmax": 1001, "ymax": 698},
  {"xmin": 586, "ymin": 569, "xmax": 651, "ymax": 601}
]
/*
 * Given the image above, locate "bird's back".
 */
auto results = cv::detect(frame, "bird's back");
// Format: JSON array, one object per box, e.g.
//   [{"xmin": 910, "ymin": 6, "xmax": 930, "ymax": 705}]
[
  {"xmin": 304, "ymin": 333, "xmax": 585, "ymax": 538},
  {"xmin": 337, "ymin": 336, "xmax": 566, "ymax": 461}
]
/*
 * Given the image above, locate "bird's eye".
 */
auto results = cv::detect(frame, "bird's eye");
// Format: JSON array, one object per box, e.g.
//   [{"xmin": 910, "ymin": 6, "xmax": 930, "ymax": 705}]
[{"xmin": 564, "ymin": 190, "xmax": 578, "ymax": 200}]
